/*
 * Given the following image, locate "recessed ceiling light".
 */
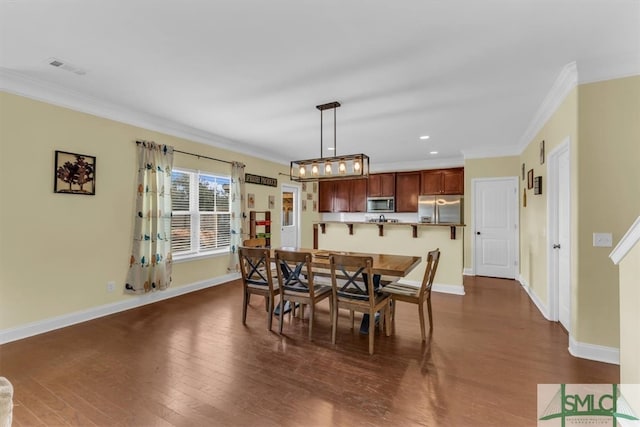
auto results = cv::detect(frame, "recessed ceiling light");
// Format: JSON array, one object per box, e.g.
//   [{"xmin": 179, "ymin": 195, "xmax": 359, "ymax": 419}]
[
  {"xmin": 430, "ymin": 151, "xmax": 438, "ymax": 155},
  {"xmin": 419, "ymin": 135, "xmax": 430, "ymax": 140}
]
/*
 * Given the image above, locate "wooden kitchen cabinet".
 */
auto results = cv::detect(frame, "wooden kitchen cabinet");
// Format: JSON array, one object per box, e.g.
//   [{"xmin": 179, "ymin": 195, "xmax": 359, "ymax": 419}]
[
  {"xmin": 395, "ymin": 172, "xmax": 420, "ymax": 212},
  {"xmin": 318, "ymin": 181, "xmax": 334, "ymax": 212},
  {"xmin": 318, "ymin": 178, "xmax": 368, "ymax": 212},
  {"xmin": 420, "ymin": 168, "xmax": 464, "ymax": 195},
  {"xmin": 349, "ymin": 178, "xmax": 368, "ymax": 212},
  {"xmin": 368, "ymin": 173, "xmax": 395, "ymax": 197}
]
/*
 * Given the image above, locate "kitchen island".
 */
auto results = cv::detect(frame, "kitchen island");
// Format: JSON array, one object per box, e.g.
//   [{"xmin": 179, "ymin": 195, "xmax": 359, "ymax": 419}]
[{"xmin": 315, "ymin": 221, "xmax": 465, "ymax": 295}]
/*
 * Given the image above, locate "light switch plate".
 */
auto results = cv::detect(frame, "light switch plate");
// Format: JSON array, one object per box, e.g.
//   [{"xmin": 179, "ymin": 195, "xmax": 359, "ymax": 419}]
[{"xmin": 593, "ymin": 232, "xmax": 613, "ymax": 247}]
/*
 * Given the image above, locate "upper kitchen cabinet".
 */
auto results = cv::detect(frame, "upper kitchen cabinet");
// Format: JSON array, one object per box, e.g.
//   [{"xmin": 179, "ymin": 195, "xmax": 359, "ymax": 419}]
[
  {"xmin": 319, "ymin": 179, "xmax": 367, "ymax": 212},
  {"xmin": 349, "ymin": 178, "xmax": 368, "ymax": 212},
  {"xmin": 395, "ymin": 172, "xmax": 420, "ymax": 212},
  {"xmin": 420, "ymin": 168, "xmax": 464, "ymax": 195},
  {"xmin": 368, "ymin": 173, "xmax": 395, "ymax": 197},
  {"xmin": 318, "ymin": 181, "xmax": 335, "ymax": 212}
]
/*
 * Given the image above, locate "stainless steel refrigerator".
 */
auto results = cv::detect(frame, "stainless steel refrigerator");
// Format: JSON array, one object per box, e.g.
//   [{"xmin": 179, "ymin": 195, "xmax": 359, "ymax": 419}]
[{"xmin": 418, "ymin": 195, "xmax": 463, "ymax": 224}]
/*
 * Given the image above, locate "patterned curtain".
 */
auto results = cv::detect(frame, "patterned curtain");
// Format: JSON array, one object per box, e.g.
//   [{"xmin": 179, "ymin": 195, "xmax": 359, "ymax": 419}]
[
  {"xmin": 125, "ymin": 141, "xmax": 174, "ymax": 294},
  {"xmin": 227, "ymin": 161, "xmax": 246, "ymax": 273}
]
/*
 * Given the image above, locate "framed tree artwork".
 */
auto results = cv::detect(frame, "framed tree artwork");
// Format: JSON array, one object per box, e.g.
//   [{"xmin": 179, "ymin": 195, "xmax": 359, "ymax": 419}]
[
  {"xmin": 54, "ymin": 150, "xmax": 96, "ymax": 195},
  {"xmin": 527, "ymin": 169, "xmax": 534, "ymax": 189}
]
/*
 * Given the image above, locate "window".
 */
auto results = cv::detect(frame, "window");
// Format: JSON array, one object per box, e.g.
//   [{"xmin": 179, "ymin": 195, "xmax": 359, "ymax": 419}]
[{"xmin": 170, "ymin": 169, "xmax": 231, "ymax": 259}]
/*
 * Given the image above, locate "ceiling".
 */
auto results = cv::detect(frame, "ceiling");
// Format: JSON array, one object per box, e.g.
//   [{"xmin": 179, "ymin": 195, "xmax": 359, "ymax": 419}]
[{"xmin": 1, "ymin": 1, "xmax": 638, "ymax": 171}]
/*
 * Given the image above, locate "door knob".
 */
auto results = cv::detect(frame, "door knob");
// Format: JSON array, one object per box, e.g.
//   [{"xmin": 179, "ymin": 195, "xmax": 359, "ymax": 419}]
[
  {"xmin": 553, "ymin": 244, "xmax": 561, "ymax": 249},
  {"xmin": 476, "ymin": 231, "xmax": 481, "ymax": 235}
]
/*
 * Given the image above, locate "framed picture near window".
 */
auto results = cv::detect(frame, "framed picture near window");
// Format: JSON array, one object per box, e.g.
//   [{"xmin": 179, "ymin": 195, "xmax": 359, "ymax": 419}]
[
  {"xmin": 540, "ymin": 140, "xmax": 545, "ymax": 164},
  {"xmin": 54, "ymin": 150, "xmax": 96, "ymax": 195},
  {"xmin": 527, "ymin": 169, "xmax": 534, "ymax": 189},
  {"xmin": 522, "ymin": 163, "xmax": 525, "ymax": 181}
]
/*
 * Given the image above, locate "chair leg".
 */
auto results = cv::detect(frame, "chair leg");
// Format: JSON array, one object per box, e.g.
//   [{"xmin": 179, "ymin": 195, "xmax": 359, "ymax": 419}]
[
  {"xmin": 242, "ymin": 290, "xmax": 248, "ymax": 325},
  {"xmin": 264, "ymin": 296, "xmax": 269, "ymax": 312},
  {"xmin": 278, "ymin": 297, "xmax": 285, "ymax": 334},
  {"xmin": 391, "ymin": 298, "xmax": 397, "ymax": 328},
  {"xmin": 308, "ymin": 304, "xmax": 314, "ymax": 340},
  {"xmin": 350, "ymin": 310, "xmax": 355, "ymax": 330},
  {"xmin": 418, "ymin": 300, "xmax": 426, "ymax": 341},
  {"xmin": 331, "ymin": 302, "xmax": 338, "ymax": 345},
  {"xmin": 267, "ymin": 296, "xmax": 274, "ymax": 331},
  {"xmin": 427, "ymin": 297, "xmax": 433, "ymax": 331},
  {"xmin": 385, "ymin": 303, "xmax": 391, "ymax": 337},
  {"xmin": 368, "ymin": 311, "xmax": 375, "ymax": 355}
]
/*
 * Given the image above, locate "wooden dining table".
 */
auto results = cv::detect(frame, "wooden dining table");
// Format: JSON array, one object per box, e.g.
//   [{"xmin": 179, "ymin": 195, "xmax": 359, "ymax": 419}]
[{"xmin": 275, "ymin": 247, "xmax": 422, "ymax": 279}]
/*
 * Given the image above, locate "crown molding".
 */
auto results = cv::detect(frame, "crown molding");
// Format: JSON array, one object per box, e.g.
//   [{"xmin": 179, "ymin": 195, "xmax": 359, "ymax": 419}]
[
  {"xmin": 0, "ymin": 68, "xmax": 287, "ymax": 165},
  {"xmin": 515, "ymin": 62, "xmax": 578, "ymax": 154}
]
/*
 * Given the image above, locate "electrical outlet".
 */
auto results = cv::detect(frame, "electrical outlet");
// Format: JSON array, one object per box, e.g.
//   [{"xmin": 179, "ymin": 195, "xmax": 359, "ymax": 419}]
[
  {"xmin": 107, "ymin": 281, "xmax": 116, "ymax": 293},
  {"xmin": 592, "ymin": 233, "xmax": 613, "ymax": 248}
]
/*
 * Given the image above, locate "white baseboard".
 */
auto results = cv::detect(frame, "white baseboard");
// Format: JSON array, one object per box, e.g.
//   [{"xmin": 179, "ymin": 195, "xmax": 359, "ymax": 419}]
[
  {"xmin": 0, "ymin": 273, "xmax": 240, "ymax": 345},
  {"xmin": 463, "ymin": 268, "xmax": 474, "ymax": 276},
  {"xmin": 397, "ymin": 279, "xmax": 465, "ymax": 296},
  {"xmin": 517, "ymin": 275, "xmax": 621, "ymax": 365},
  {"xmin": 517, "ymin": 274, "xmax": 552, "ymax": 320},
  {"xmin": 569, "ymin": 335, "xmax": 620, "ymax": 365}
]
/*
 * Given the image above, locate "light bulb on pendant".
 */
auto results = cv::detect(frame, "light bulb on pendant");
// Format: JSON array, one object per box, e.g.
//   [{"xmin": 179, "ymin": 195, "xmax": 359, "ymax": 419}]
[
  {"xmin": 338, "ymin": 160, "xmax": 347, "ymax": 175},
  {"xmin": 353, "ymin": 159, "xmax": 361, "ymax": 172},
  {"xmin": 311, "ymin": 163, "xmax": 319, "ymax": 176},
  {"xmin": 299, "ymin": 165, "xmax": 306, "ymax": 177},
  {"xmin": 325, "ymin": 161, "xmax": 332, "ymax": 175}
]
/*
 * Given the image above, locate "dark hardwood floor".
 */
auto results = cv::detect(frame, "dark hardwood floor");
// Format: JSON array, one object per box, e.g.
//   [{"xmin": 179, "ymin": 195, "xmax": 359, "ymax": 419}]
[{"xmin": 0, "ymin": 276, "xmax": 618, "ymax": 426}]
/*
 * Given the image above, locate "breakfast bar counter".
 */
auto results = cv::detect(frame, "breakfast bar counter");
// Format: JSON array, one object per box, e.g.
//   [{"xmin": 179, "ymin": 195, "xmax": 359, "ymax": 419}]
[{"xmin": 314, "ymin": 221, "xmax": 465, "ymax": 295}]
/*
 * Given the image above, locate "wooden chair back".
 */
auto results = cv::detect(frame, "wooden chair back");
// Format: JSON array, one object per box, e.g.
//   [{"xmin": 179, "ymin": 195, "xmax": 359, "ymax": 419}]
[
  {"xmin": 238, "ymin": 246, "xmax": 276, "ymax": 291},
  {"xmin": 274, "ymin": 250, "xmax": 315, "ymax": 297},
  {"xmin": 242, "ymin": 238, "xmax": 267, "ymax": 248},
  {"xmin": 328, "ymin": 254, "xmax": 376, "ymax": 307},
  {"xmin": 418, "ymin": 248, "xmax": 440, "ymax": 300}
]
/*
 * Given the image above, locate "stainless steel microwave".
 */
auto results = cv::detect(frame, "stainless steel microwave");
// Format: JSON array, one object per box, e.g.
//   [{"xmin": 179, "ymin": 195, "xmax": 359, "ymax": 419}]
[{"xmin": 367, "ymin": 197, "xmax": 395, "ymax": 213}]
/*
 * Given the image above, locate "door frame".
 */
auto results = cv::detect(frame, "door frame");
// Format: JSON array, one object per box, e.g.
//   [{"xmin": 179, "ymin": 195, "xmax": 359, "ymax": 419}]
[
  {"xmin": 471, "ymin": 176, "xmax": 519, "ymax": 277},
  {"xmin": 281, "ymin": 183, "xmax": 302, "ymax": 248},
  {"xmin": 547, "ymin": 137, "xmax": 571, "ymax": 323}
]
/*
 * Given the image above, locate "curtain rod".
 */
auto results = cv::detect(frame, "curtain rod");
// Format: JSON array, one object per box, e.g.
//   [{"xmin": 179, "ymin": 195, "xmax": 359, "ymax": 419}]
[{"xmin": 135, "ymin": 140, "xmax": 236, "ymax": 165}]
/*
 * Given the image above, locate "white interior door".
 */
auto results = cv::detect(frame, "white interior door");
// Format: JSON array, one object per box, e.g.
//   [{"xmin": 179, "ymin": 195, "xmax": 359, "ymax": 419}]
[
  {"xmin": 281, "ymin": 184, "xmax": 300, "ymax": 247},
  {"xmin": 549, "ymin": 140, "xmax": 571, "ymax": 330},
  {"xmin": 473, "ymin": 178, "xmax": 518, "ymax": 278}
]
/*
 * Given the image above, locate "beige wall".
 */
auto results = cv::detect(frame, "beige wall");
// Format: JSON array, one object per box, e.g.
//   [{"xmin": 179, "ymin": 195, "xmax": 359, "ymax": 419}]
[
  {"xmin": 619, "ymin": 240, "xmax": 640, "ymax": 415},
  {"xmin": 519, "ymin": 87, "xmax": 578, "ymax": 310},
  {"xmin": 619, "ymin": 240, "xmax": 640, "ymax": 385},
  {"xmin": 0, "ymin": 92, "xmax": 292, "ymax": 330},
  {"xmin": 575, "ymin": 76, "xmax": 640, "ymax": 348},
  {"xmin": 462, "ymin": 156, "xmax": 519, "ymax": 270}
]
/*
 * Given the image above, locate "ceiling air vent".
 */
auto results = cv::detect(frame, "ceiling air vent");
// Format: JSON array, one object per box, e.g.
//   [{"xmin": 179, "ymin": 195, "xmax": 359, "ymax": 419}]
[{"xmin": 47, "ymin": 57, "xmax": 87, "ymax": 76}]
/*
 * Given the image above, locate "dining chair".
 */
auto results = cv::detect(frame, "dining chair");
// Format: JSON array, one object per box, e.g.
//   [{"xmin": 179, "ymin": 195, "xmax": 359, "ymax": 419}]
[
  {"xmin": 383, "ymin": 248, "xmax": 440, "ymax": 341},
  {"xmin": 242, "ymin": 237, "xmax": 267, "ymax": 247},
  {"xmin": 238, "ymin": 246, "xmax": 279, "ymax": 331},
  {"xmin": 328, "ymin": 254, "xmax": 391, "ymax": 355},
  {"xmin": 274, "ymin": 249, "xmax": 332, "ymax": 340}
]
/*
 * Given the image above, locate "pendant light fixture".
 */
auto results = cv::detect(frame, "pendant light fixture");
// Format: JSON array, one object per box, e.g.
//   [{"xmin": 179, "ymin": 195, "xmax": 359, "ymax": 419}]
[{"xmin": 290, "ymin": 101, "xmax": 369, "ymax": 182}]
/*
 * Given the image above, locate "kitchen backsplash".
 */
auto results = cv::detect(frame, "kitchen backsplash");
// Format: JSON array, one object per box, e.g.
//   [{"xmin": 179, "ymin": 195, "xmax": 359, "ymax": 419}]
[{"xmin": 320, "ymin": 212, "xmax": 420, "ymax": 223}]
